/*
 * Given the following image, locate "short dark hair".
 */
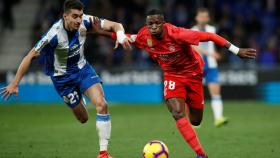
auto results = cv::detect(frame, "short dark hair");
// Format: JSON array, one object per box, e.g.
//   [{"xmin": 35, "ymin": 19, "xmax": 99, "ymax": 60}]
[
  {"xmin": 63, "ymin": 0, "xmax": 84, "ymax": 13},
  {"xmin": 146, "ymin": 9, "xmax": 164, "ymax": 17}
]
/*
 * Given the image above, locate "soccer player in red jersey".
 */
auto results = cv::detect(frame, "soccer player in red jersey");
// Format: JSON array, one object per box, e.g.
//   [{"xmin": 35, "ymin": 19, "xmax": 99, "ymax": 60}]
[{"xmin": 96, "ymin": 9, "xmax": 256, "ymax": 158}]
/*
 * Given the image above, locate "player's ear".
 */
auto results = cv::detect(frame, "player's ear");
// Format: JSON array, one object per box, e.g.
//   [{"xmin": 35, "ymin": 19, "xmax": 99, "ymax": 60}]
[{"xmin": 63, "ymin": 13, "xmax": 67, "ymax": 19}]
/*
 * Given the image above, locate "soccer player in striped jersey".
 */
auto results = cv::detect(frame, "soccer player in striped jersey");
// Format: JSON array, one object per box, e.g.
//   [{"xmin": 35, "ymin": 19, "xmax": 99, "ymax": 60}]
[
  {"xmin": 0, "ymin": 0, "xmax": 131, "ymax": 158},
  {"xmin": 191, "ymin": 8, "xmax": 228, "ymax": 127}
]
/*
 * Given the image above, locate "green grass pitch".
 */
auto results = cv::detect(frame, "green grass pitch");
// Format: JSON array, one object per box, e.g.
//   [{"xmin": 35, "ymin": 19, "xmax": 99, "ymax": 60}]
[{"xmin": 0, "ymin": 101, "xmax": 279, "ymax": 158}]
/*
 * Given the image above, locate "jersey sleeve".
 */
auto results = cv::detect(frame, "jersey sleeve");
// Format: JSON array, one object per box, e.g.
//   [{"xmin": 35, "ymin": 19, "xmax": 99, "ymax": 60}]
[
  {"xmin": 212, "ymin": 27, "xmax": 216, "ymax": 34},
  {"xmin": 34, "ymin": 29, "xmax": 58, "ymax": 54},
  {"xmin": 172, "ymin": 27, "xmax": 201, "ymax": 45},
  {"xmin": 83, "ymin": 14, "xmax": 106, "ymax": 31},
  {"xmin": 173, "ymin": 26, "xmax": 227, "ymax": 46}
]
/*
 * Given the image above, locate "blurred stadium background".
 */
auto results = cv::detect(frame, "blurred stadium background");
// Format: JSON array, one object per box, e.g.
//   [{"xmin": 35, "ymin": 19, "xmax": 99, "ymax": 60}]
[{"xmin": 0, "ymin": 0, "xmax": 279, "ymax": 158}]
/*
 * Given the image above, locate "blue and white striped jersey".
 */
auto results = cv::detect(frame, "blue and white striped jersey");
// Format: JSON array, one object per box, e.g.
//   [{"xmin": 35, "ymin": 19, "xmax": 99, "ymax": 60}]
[
  {"xmin": 191, "ymin": 24, "xmax": 217, "ymax": 68},
  {"xmin": 34, "ymin": 14, "xmax": 104, "ymax": 76}
]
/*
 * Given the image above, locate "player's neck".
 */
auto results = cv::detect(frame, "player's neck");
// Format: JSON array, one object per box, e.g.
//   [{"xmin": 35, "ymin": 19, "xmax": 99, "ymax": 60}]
[{"xmin": 197, "ymin": 23, "xmax": 207, "ymax": 28}]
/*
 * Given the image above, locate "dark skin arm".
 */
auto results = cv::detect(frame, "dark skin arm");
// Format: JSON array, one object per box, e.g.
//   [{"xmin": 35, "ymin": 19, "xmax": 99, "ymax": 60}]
[
  {"xmin": 90, "ymin": 23, "xmax": 257, "ymax": 59},
  {"xmin": 196, "ymin": 31, "xmax": 257, "ymax": 59},
  {"xmin": 89, "ymin": 17, "xmax": 113, "ymax": 36},
  {"xmin": 224, "ymin": 42, "xmax": 257, "ymax": 59}
]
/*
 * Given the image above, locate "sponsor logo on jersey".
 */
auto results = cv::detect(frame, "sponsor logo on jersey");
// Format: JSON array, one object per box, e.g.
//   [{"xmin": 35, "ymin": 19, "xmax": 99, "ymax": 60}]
[
  {"xmin": 169, "ymin": 45, "xmax": 176, "ymax": 51},
  {"xmin": 70, "ymin": 44, "xmax": 79, "ymax": 52},
  {"xmin": 157, "ymin": 52, "xmax": 181, "ymax": 61}
]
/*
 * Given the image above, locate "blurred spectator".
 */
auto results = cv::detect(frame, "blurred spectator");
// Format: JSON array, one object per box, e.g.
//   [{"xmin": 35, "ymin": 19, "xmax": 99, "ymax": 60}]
[
  {"xmin": 30, "ymin": 0, "xmax": 280, "ymax": 70},
  {"xmin": 258, "ymin": 36, "xmax": 278, "ymax": 69},
  {"xmin": 0, "ymin": 0, "xmax": 21, "ymax": 32}
]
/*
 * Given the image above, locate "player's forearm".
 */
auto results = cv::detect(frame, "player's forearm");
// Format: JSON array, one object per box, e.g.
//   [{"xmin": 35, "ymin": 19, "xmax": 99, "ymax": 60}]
[
  {"xmin": 110, "ymin": 22, "xmax": 124, "ymax": 33},
  {"xmin": 198, "ymin": 32, "xmax": 240, "ymax": 55},
  {"xmin": 11, "ymin": 49, "xmax": 37, "ymax": 86},
  {"xmin": 198, "ymin": 32, "xmax": 227, "ymax": 47}
]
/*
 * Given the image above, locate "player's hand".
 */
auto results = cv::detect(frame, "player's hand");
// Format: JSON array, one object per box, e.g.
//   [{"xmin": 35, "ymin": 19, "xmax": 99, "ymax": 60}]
[
  {"xmin": 0, "ymin": 83, "xmax": 19, "ymax": 101},
  {"xmin": 114, "ymin": 37, "xmax": 132, "ymax": 51},
  {"xmin": 237, "ymin": 48, "xmax": 257, "ymax": 59},
  {"xmin": 121, "ymin": 38, "xmax": 132, "ymax": 51},
  {"xmin": 89, "ymin": 16, "xmax": 102, "ymax": 34}
]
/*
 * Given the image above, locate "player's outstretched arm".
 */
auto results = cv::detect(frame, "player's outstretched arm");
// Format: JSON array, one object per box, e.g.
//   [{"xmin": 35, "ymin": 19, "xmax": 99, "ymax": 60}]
[
  {"xmin": 89, "ymin": 19, "xmax": 136, "ymax": 50},
  {"xmin": 89, "ymin": 17, "xmax": 113, "ymax": 37},
  {"xmin": 94, "ymin": 18, "xmax": 132, "ymax": 51},
  {"xmin": 0, "ymin": 48, "xmax": 39, "ymax": 101},
  {"xmin": 196, "ymin": 31, "xmax": 257, "ymax": 59}
]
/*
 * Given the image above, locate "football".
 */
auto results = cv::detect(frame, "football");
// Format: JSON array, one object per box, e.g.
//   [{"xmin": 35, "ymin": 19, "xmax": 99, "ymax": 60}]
[{"xmin": 143, "ymin": 140, "xmax": 169, "ymax": 158}]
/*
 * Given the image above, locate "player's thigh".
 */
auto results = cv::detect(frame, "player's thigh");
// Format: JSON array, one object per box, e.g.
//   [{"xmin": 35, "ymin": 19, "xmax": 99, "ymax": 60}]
[
  {"xmin": 186, "ymin": 78, "xmax": 204, "ymax": 109},
  {"xmin": 61, "ymin": 90, "xmax": 89, "ymax": 123},
  {"xmin": 163, "ymin": 76, "xmax": 187, "ymax": 101},
  {"xmin": 166, "ymin": 97, "xmax": 186, "ymax": 120},
  {"xmin": 78, "ymin": 64, "xmax": 107, "ymax": 113},
  {"xmin": 205, "ymin": 68, "xmax": 219, "ymax": 85},
  {"xmin": 186, "ymin": 78, "xmax": 204, "ymax": 125},
  {"xmin": 52, "ymin": 80, "xmax": 88, "ymax": 123},
  {"xmin": 84, "ymin": 83, "xmax": 108, "ymax": 114},
  {"xmin": 71, "ymin": 99, "xmax": 88, "ymax": 123},
  {"xmin": 188, "ymin": 107, "xmax": 203, "ymax": 126},
  {"xmin": 208, "ymin": 83, "xmax": 221, "ymax": 96}
]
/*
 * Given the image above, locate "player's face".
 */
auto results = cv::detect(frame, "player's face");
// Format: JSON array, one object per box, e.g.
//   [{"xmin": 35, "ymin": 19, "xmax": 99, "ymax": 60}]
[
  {"xmin": 196, "ymin": 12, "xmax": 210, "ymax": 25},
  {"xmin": 63, "ymin": 9, "xmax": 83, "ymax": 31},
  {"xmin": 146, "ymin": 15, "xmax": 165, "ymax": 38}
]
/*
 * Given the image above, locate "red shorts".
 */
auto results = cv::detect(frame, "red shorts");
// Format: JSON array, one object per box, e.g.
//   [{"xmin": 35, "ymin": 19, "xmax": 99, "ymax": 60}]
[{"xmin": 163, "ymin": 74, "xmax": 204, "ymax": 109}]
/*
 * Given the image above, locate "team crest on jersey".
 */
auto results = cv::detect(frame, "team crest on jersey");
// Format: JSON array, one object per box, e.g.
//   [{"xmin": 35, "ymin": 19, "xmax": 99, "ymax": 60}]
[
  {"xmin": 79, "ymin": 27, "xmax": 87, "ymax": 36},
  {"xmin": 147, "ymin": 39, "xmax": 153, "ymax": 47}
]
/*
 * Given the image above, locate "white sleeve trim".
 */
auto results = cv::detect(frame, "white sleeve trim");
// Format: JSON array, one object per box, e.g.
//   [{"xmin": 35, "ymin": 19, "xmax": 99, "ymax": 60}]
[
  {"xmin": 130, "ymin": 35, "xmax": 137, "ymax": 43},
  {"xmin": 100, "ymin": 19, "xmax": 105, "ymax": 29},
  {"xmin": 34, "ymin": 25, "xmax": 58, "ymax": 53}
]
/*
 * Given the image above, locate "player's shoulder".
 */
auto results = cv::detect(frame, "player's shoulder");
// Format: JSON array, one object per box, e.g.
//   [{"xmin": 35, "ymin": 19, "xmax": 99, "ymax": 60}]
[
  {"xmin": 135, "ymin": 26, "xmax": 149, "ymax": 40},
  {"xmin": 164, "ymin": 23, "xmax": 178, "ymax": 33},
  {"xmin": 137, "ymin": 26, "xmax": 149, "ymax": 35},
  {"xmin": 191, "ymin": 25, "xmax": 199, "ymax": 31},
  {"xmin": 164, "ymin": 23, "xmax": 177, "ymax": 30},
  {"xmin": 165, "ymin": 23, "xmax": 191, "ymax": 34},
  {"xmin": 45, "ymin": 19, "xmax": 63, "ymax": 38},
  {"xmin": 206, "ymin": 24, "xmax": 216, "ymax": 32},
  {"xmin": 82, "ymin": 14, "xmax": 94, "ymax": 21}
]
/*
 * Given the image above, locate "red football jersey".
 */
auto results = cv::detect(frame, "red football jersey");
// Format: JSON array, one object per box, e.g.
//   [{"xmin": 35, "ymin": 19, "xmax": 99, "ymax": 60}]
[{"xmin": 130, "ymin": 23, "xmax": 205, "ymax": 78}]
